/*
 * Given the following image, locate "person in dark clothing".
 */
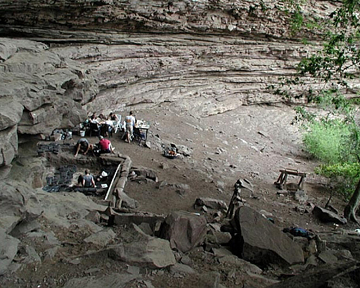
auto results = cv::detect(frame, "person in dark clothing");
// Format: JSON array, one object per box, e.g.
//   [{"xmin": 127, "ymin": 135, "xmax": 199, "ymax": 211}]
[
  {"xmin": 108, "ymin": 112, "xmax": 118, "ymax": 121},
  {"xmin": 74, "ymin": 138, "xmax": 93, "ymax": 157},
  {"xmin": 77, "ymin": 174, "xmax": 83, "ymax": 187},
  {"xmin": 82, "ymin": 169, "xmax": 95, "ymax": 188}
]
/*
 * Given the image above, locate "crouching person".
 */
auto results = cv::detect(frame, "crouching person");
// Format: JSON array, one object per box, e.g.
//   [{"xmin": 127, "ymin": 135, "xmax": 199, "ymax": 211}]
[
  {"xmin": 74, "ymin": 138, "xmax": 93, "ymax": 157},
  {"xmin": 98, "ymin": 136, "xmax": 115, "ymax": 154}
]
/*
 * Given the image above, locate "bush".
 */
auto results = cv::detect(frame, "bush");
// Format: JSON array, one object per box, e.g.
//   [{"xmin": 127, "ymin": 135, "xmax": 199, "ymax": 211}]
[
  {"xmin": 315, "ymin": 162, "xmax": 360, "ymax": 200},
  {"xmin": 303, "ymin": 119, "xmax": 351, "ymax": 164}
]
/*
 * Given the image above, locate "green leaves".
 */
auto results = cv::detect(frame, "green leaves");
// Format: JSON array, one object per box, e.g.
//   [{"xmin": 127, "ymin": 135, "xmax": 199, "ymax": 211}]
[
  {"xmin": 302, "ymin": 116, "xmax": 360, "ymax": 200},
  {"xmin": 296, "ymin": 90, "xmax": 360, "ymax": 199},
  {"xmin": 315, "ymin": 162, "xmax": 360, "ymax": 200},
  {"xmin": 270, "ymin": 0, "xmax": 360, "ymax": 102},
  {"xmin": 277, "ymin": 0, "xmax": 360, "ymax": 202},
  {"xmin": 299, "ymin": 0, "xmax": 360, "ymax": 87},
  {"xmin": 303, "ymin": 118, "xmax": 350, "ymax": 164},
  {"xmin": 333, "ymin": 0, "xmax": 360, "ymax": 28}
]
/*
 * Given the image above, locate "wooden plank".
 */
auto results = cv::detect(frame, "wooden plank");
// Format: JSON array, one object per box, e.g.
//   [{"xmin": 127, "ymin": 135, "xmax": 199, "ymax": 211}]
[
  {"xmin": 105, "ymin": 163, "xmax": 121, "ymax": 201},
  {"xmin": 279, "ymin": 169, "xmax": 306, "ymax": 177}
]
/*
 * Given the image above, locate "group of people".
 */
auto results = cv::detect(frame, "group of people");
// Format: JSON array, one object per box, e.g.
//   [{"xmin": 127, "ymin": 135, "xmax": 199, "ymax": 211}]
[
  {"xmin": 88, "ymin": 112, "xmax": 119, "ymax": 138},
  {"xmin": 75, "ymin": 110, "xmax": 138, "ymax": 158},
  {"xmin": 72, "ymin": 111, "xmax": 138, "ymax": 193},
  {"xmin": 74, "ymin": 135, "xmax": 115, "ymax": 157},
  {"xmin": 90, "ymin": 112, "xmax": 119, "ymax": 123},
  {"xmin": 73, "ymin": 111, "xmax": 139, "ymax": 191}
]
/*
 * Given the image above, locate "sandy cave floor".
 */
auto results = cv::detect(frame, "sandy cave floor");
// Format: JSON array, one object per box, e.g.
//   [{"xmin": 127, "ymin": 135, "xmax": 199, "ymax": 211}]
[
  {"xmin": 105, "ymin": 103, "xmax": 349, "ymax": 230},
  {"xmin": 3, "ymin": 103, "xmax": 359, "ymax": 288}
]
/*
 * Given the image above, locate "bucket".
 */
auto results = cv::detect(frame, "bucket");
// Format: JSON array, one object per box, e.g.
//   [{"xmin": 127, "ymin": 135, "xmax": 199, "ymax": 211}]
[{"xmin": 80, "ymin": 130, "xmax": 85, "ymax": 137}]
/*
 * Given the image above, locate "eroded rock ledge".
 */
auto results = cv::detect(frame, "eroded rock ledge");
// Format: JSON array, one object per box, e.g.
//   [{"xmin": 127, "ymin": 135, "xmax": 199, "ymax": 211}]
[
  {"xmin": 0, "ymin": 0, "xmax": 344, "ymax": 166},
  {"xmin": 0, "ymin": 38, "xmax": 98, "ymax": 165},
  {"xmin": 0, "ymin": 0, "xmax": 336, "ymax": 38}
]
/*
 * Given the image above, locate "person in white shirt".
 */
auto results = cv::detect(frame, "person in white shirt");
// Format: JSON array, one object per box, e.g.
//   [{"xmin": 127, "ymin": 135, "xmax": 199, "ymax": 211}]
[
  {"xmin": 124, "ymin": 111, "xmax": 136, "ymax": 143},
  {"xmin": 89, "ymin": 113, "xmax": 99, "ymax": 124},
  {"xmin": 103, "ymin": 119, "xmax": 115, "ymax": 137}
]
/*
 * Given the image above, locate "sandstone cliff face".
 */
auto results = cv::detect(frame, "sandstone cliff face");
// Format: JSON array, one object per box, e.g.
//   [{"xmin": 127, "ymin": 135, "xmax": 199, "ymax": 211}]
[
  {"xmin": 0, "ymin": 0, "xmax": 335, "ymax": 37},
  {"xmin": 0, "ymin": 38, "xmax": 97, "ymax": 166},
  {"xmin": 0, "ymin": 0, "xmax": 339, "ymax": 166}
]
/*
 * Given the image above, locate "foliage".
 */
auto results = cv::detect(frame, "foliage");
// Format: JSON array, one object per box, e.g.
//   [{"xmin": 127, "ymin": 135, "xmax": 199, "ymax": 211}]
[
  {"xmin": 273, "ymin": 0, "xmax": 360, "ymax": 217},
  {"xmin": 313, "ymin": 90, "xmax": 355, "ymax": 115},
  {"xmin": 315, "ymin": 162, "xmax": 360, "ymax": 200},
  {"xmin": 348, "ymin": 97, "xmax": 360, "ymax": 105},
  {"xmin": 290, "ymin": 10, "xmax": 321, "ymax": 33},
  {"xmin": 260, "ymin": 0, "xmax": 268, "ymax": 11},
  {"xmin": 290, "ymin": 10, "xmax": 304, "ymax": 32},
  {"xmin": 293, "ymin": 91, "xmax": 355, "ymax": 124},
  {"xmin": 294, "ymin": 92, "xmax": 360, "ymax": 199},
  {"xmin": 297, "ymin": 0, "xmax": 360, "ymax": 87},
  {"xmin": 302, "ymin": 118, "xmax": 351, "ymax": 164},
  {"xmin": 268, "ymin": 0, "xmax": 360, "ymax": 103},
  {"xmin": 298, "ymin": 29, "xmax": 360, "ymax": 86},
  {"xmin": 279, "ymin": 0, "xmax": 324, "ymax": 36}
]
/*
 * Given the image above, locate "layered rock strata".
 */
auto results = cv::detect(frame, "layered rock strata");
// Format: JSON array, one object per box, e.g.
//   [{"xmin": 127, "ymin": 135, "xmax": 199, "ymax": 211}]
[{"xmin": 0, "ymin": 0, "xmax": 343, "ymax": 166}]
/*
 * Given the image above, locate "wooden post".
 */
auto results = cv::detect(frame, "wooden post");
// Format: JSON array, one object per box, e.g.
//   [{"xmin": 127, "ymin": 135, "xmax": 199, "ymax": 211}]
[
  {"xmin": 226, "ymin": 187, "xmax": 241, "ymax": 219},
  {"xmin": 105, "ymin": 163, "xmax": 121, "ymax": 203}
]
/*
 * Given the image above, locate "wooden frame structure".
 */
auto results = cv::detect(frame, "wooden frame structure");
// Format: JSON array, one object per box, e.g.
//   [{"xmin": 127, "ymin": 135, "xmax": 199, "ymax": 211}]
[{"xmin": 274, "ymin": 168, "xmax": 306, "ymax": 191}]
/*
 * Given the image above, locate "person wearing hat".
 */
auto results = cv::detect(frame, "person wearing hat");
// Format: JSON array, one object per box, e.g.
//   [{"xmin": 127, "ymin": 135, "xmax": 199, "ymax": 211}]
[{"xmin": 98, "ymin": 135, "xmax": 115, "ymax": 154}]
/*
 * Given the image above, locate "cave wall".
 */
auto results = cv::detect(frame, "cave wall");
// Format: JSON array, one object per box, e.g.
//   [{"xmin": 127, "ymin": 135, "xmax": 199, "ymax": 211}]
[
  {"xmin": 0, "ymin": 0, "xmax": 341, "ymax": 166},
  {"xmin": 0, "ymin": 0, "xmax": 335, "ymax": 37}
]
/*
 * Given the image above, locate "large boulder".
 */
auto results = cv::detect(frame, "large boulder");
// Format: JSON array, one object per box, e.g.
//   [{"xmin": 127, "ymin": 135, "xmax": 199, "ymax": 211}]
[
  {"xmin": 0, "ymin": 96, "xmax": 23, "ymax": 130},
  {"xmin": 108, "ymin": 224, "xmax": 176, "ymax": 268},
  {"xmin": 0, "ymin": 228, "xmax": 20, "ymax": 276},
  {"xmin": 18, "ymin": 98, "xmax": 87, "ymax": 135},
  {"xmin": 230, "ymin": 206, "xmax": 304, "ymax": 266},
  {"xmin": 84, "ymin": 228, "xmax": 116, "ymax": 247},
  {"xmin": 159, "ymin": 210, "xmax": 207, "ymax": 253},
  {"xmin": 36, "ymin": 191, "xmax": 106, "ymax": 229},
  {"xmin": 0, "ymin": 37, "xmax": 99, "ymax": 172},
  {"xmin": 0, "ymin": 125, "xmax": 18, "ymax": 166},
  {"xmin": 312, "ymin": 206, "xmax": 347, "ymax": 225},
  {"xmin": 316, "ymin": 232, "xmax": 360, "ymax": 261},
  {"xmin": 195, "ymin": 197, "xmax": 228, "ymax": 213},
  {"xmin": 0, "ymin": 181, "xmax": 43, "ymax": 234}
]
